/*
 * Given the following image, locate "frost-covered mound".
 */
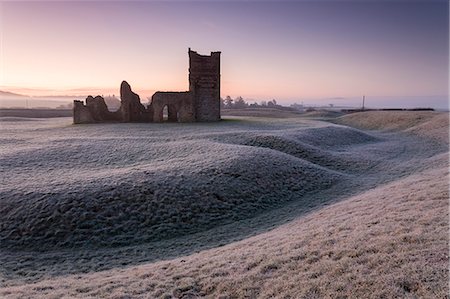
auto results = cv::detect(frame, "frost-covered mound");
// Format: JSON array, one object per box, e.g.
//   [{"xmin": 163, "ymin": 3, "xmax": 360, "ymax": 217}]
[
  {"xmin": 335, "ymin": 111, "xmax": 449, "ymax": 143},
  {"xmin": 221, "ymin": 126, "xmax": 378, "ymax": 173},
  {"xmin": 221, "ymin": 108, "xmax": 301, "ymax": 118},
  {"xmin": 0, "ymin": 117, "xmax": 44, "ymax": 122},
  {"xmin": 301, "ymin": 110, "xmax": 344, "ymax": 118},
  {"xmin": 0, "ymin": 117, "xmax": 381, "ymax": 250},
  {"xmin": 2, "ymin": 146, "xmax": 447, "ymax": 298}
]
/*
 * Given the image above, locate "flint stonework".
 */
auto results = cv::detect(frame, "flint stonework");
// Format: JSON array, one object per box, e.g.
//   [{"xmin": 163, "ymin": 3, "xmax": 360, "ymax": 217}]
[{"xmin": 73, "ymin": 49, "xmax": 221, "ymax": 124}]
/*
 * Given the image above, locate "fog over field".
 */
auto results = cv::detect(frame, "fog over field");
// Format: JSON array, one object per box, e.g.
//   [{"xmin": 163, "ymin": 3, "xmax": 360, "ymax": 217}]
[{"xmin": 0, "ymin": 111, "xmax": 448, "ymax": 298}]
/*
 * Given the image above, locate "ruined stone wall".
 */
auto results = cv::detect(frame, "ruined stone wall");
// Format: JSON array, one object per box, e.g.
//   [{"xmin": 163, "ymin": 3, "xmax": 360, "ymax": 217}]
[
  {"xmin": 73, "ymin": 49, "xmax": 221, "ymax": 124},
  {"xmin": 151, "ymin": 92, "xmax": 194, "ymax": 122},
  {"xmin": 86, "ymin": 96, "xmax": 121, "ymax": 122},
  {"xmin": 73, "ymin": 96, "xmax": 120, "ymax": 124},
  {"xmin": 119, "ymin": 81, "xmax": 152, "ymax": 122},
  {"xmin": 189, "ymin": 49, "xmax": 221, "ymax": 122},
  {"xmin": 73, "ymin": 100, "xmax": 95, "ymax": 124},
  {"xmin": 73, "ymin": 81, "xmax": 152, "ymax": 124}
]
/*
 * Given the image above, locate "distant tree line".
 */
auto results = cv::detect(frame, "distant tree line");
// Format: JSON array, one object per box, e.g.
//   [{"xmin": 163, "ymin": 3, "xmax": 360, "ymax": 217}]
[{"xmin": 220, "ymin": 96, "xmax": 281, "ymax": 109}]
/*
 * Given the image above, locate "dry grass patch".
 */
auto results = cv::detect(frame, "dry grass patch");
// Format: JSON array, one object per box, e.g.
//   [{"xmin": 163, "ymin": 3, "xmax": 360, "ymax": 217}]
[
  {"xmin": 335, "ymin": 111, "xmax": 449, "ymax": 143},
  {"xmin": 1, "ymin": 159, "xmax": 447, "ymax": 298}
]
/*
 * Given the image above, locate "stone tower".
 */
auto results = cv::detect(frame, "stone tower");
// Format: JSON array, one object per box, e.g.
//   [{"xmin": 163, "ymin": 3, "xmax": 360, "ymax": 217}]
[
  {"xmin": 73, "ymin": 49, "xmax": 221, "ymax": 124},
  {"xmin": 189, "ymin": 48, "xmax": 221, "ymax": 121}
]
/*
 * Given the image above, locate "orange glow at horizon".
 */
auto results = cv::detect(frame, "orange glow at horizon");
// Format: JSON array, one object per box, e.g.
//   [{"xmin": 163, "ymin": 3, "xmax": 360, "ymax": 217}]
[{"xmin": 1, "ymin": 1, "xmax": 448, "ymax": 104}]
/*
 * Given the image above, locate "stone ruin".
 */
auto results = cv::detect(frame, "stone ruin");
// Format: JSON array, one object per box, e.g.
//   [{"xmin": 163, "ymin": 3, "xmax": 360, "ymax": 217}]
[{"xmin": 73, "ymin": 49, "xmax": 221, "ymax": 124}]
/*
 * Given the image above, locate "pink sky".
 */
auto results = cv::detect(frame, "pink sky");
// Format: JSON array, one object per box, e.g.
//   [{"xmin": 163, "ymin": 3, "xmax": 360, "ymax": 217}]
[{"xmin": 0, "ymin": 1, "xmax": 448, "ymax": 106}]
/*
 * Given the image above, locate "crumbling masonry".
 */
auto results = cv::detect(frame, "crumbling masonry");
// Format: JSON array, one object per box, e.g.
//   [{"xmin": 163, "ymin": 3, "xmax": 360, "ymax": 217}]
[{"xmin": 73, "ymin": 49, "xmax": 221, "ymax": 123}]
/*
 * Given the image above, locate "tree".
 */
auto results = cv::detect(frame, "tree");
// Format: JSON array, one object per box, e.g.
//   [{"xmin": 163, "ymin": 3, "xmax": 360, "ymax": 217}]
[
  {"xmin": 234, "ymin": 96, "xmax": 247, "ymax": 109},
  {"xmin": 224, "ymin": 95, "xmax": 233, "ymax": 108},
  {"xmin": 267, "ymin": 99, "xmax": 278, "ymax": 107}
]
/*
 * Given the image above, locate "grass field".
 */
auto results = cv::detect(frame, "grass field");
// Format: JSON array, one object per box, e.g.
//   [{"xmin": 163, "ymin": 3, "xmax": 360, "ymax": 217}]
[{"xmin": 0, "ymin": 111, "xmax": 448, "ymax": 298}]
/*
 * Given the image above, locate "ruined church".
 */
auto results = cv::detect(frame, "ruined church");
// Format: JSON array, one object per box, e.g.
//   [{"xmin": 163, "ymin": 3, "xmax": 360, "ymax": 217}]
[{"xmin": 73, "ymin": 49, "xmax": 221, "ymax": 123}]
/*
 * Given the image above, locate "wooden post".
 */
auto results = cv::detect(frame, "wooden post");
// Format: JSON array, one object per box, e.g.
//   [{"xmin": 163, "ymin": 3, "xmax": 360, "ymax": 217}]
[{"xmin": 362, "ymin": 95, "xmax": 365, "ymax": 110}]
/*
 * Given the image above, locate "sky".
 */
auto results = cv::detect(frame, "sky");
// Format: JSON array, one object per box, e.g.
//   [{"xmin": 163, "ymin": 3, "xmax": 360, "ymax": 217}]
[{"xmin": 0, "ymin": 0, "xmax": 448, "ymax": 108}]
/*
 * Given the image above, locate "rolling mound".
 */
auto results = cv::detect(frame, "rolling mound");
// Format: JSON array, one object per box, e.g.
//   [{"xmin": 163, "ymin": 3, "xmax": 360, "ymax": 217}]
[
  {"xmin": 1, "ymin": 112, "xmax": 448, "ymax": 297},
  {"xmin": 0, "ymin": 117, "xmax": 44, "ymax": 122},
  {"xmin": 2, "ymin": 143, "xmax": 447, "ymax": 299},
  {"xmin": 221, "ymin": 108, "xmax": 301, "ymax": 118},
  {"xmin": 335, "ymin": 111, "xmax": 449, "ymax": 143},
  {"xmin": 1, "ymin": 142, "xmax": 343, "ymax": 249},
  {"xmin": 301, "ymin": 110, "xmax": 344, "ymax": 118},
  {"xmin": 222, "ymin": 126, "xmax": 379, "ymax": 173},
  {"xmin": 0, "ymin": 118, "xmax": 382, "ymax": 250}
]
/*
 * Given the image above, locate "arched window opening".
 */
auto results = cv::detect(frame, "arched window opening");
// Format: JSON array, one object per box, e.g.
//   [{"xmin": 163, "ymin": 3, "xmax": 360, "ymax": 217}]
[{"xmin": 162, "ymin": 105, "xmax": 169, "ymax": 122}]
